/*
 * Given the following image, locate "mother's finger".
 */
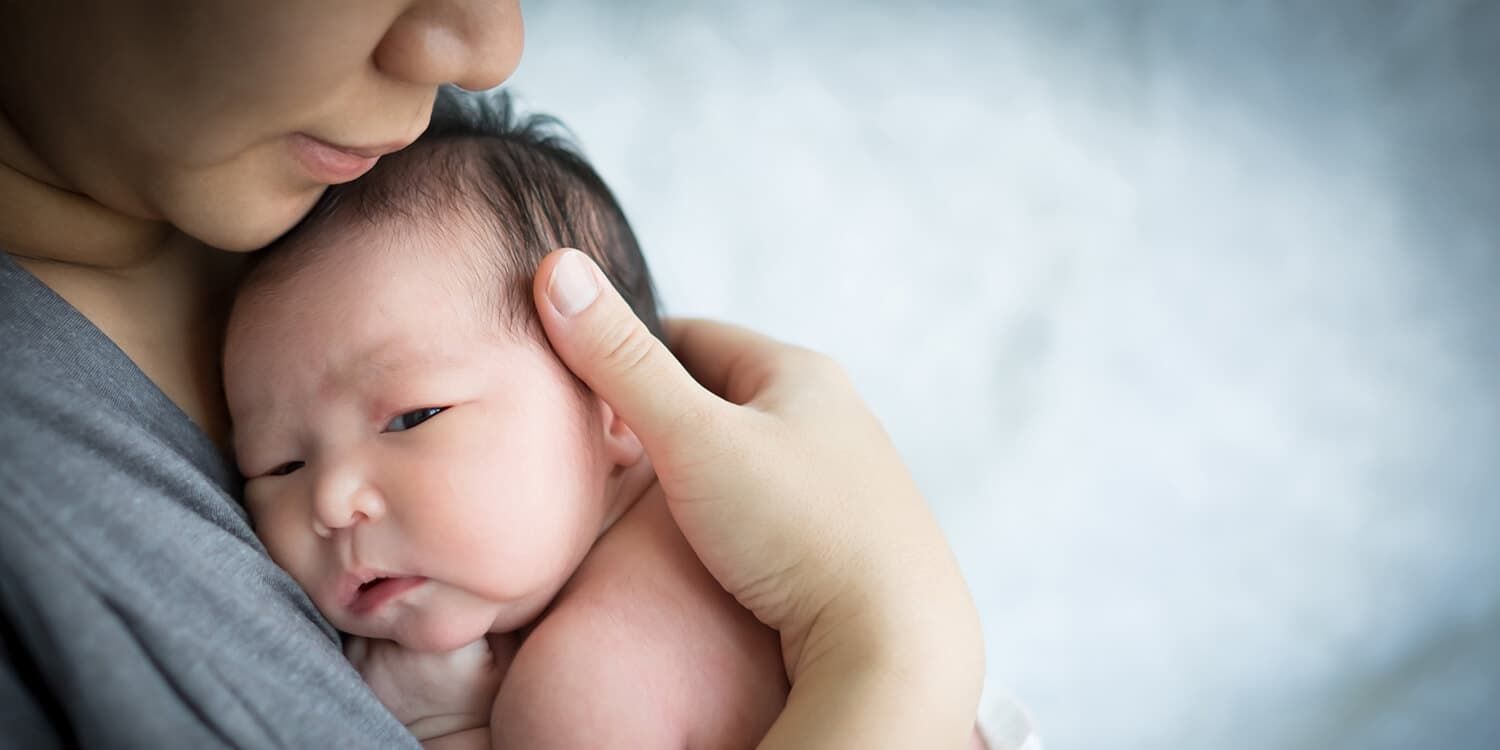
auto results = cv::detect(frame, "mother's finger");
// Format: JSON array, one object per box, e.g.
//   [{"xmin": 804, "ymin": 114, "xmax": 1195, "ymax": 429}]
[
  {"xmin": 664, "ymin": 317, "xmax": 797, "ymax": 406},
  {"xmin": 532, "ymin": 249, "xmax": 728, "ymax": 454}
]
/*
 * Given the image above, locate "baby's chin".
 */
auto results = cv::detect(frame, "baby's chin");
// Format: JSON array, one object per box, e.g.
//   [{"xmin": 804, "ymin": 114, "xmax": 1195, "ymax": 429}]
[{"xmin": 379, "ymin": 608, "xmax": 500, "ymax": 653}]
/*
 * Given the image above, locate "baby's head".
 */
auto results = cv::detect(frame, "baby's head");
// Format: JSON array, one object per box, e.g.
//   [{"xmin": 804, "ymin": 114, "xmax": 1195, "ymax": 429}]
[{"xmin": 225, "ymin": 92, "xmax": 659, "ymax": 651}]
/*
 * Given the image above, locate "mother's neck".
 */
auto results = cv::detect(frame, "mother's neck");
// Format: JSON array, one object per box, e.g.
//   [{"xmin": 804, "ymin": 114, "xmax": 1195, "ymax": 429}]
[
  {"xmin": 0, "ymin": 112, "xmax": 173, "ymax": 268},
  {"xmin": 0, "ymin": 117, "xmax": 246, "ymax": 449}
]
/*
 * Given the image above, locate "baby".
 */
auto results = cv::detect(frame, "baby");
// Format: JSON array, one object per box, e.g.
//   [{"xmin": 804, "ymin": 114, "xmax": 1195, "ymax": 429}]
[{"xmin": 223, "ymin": 94, "xmax": 788, "ymax": 747}]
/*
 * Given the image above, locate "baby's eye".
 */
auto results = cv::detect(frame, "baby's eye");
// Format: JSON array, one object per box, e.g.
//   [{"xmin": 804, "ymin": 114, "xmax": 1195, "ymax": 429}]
[
  {"xmin": 384, "ymin": 407, "xmax": 446, "ymax": 433},
  {"xmin": 267, "ymin": 461, "xmax": 305, "ymax": 477}
]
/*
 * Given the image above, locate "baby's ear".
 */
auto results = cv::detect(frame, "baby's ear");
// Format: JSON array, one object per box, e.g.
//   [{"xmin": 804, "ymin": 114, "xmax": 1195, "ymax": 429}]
[{"xmin": 595, "ymin": 396, "xmax": 644, "ymax": 468}]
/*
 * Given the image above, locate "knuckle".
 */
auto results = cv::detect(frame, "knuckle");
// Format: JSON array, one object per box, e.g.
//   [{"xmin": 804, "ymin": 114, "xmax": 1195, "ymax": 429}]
[
  {"xmin": 794, "ymin": 348, "xmax": 850, "ymax": 387},
  {"xmin": 597, "ymin": 318, "xmax": 658, "ymax": 375}
]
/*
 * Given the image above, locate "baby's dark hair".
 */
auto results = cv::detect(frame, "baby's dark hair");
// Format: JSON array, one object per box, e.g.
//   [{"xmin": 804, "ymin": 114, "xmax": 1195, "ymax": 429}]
[{"xmin": 246, "ymin": 87, "xmax": 663, "ymax": 342}]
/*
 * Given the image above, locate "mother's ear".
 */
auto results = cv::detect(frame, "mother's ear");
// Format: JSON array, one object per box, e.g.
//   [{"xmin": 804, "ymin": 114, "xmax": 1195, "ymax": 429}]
[{"xmin": 596, "ymin": 396, "xmax": 644, "ymax": 468}]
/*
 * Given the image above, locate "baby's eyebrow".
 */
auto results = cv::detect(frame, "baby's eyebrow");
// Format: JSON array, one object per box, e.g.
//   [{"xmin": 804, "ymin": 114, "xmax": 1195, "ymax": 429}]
[
  {"xmin": 324, "ymin": 339, "xmax": 421, "ymax": 390},
  {"xmin": 319, "ymin": 338, "xmax": 471, "ymax": 397}
]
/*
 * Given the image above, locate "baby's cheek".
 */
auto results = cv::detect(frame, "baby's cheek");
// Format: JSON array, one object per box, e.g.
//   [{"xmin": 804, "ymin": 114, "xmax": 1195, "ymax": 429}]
[
  {"xmin": 253, "ymin": 507, "xmax": 320, "ymax": 588},
  {"xmin": 411, "ymin": 434, "xmax": 602, "ymax": 609},
  {"xmin": 432, "ymin": 496, "xmax": 579, "ymax": 605}
]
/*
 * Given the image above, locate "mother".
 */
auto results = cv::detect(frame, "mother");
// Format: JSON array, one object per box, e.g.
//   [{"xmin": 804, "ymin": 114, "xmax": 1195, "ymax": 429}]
[{"xmin": 0, "ymin": 1, "xmax": 982, "ymax": 747}]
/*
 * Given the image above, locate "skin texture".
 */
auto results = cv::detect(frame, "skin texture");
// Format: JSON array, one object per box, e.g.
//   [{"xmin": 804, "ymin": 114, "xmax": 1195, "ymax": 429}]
[
  {"xmin": 0, "ymin": 2, "xmax": 986, "ymax": 746},
  {"xmin": 0, "ymin": 0, "xmax": 523, "ymax": 443},
  {"xmin": 0, "ymin": 0, "xmax": 523, "ymax": 256},
  {"xmin": 224, "ymin": 220, "xmax": 796, "ymax": 747},
  {"xmin": 225, "ymin": 222, "xmax": 647, "ymax": 654},
  {"xmin": 535, "ymin": 250, "xmax": 987, "ymax": 749}
]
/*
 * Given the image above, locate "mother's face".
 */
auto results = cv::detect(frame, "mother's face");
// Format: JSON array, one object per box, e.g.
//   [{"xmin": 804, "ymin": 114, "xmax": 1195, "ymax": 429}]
[{"xmin": 0, "ymin": 0, "xmax": 524, "ymax": 251}]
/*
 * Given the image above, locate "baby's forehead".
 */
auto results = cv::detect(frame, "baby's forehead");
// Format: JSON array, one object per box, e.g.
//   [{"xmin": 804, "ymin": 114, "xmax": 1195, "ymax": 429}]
[
  {"xmin": 226, "ymin": 228, "xmax": 550, "ymax": 387},
  {"xmin": 234, "ymin": 134, "xmax": 568, "ymax": 350}
]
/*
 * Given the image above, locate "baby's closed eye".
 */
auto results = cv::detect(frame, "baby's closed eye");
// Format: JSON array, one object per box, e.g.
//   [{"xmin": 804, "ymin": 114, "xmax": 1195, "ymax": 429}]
[{"xmin": 266, "ymin": 460, "xmax": 306, "ymax": 476}]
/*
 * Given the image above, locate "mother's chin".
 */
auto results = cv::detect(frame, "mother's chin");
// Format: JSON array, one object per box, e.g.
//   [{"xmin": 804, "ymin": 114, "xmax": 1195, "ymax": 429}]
[{"xmin": 156, "ymin": 163, "xmax": 332, "ymax": 254}]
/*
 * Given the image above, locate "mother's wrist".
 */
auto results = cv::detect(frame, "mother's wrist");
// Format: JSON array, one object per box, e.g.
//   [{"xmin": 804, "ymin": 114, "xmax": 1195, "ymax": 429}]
[
  {"xmin": 765, "ymin": 609, "xmax": 983, "ymax": 750},
  {"xmin": 773, "ymin": 562, "xmax": 985, "ymax": 749}
]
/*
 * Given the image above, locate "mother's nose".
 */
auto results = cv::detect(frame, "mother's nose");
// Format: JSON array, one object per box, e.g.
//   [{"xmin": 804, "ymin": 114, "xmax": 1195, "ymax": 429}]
[
  {"xmin": 374, "ymin": 0, "xmax": 526, "ymax": 92},
  {"xmin": 311, "ymin": 466, "xmax": 387, "ymax": 539}
]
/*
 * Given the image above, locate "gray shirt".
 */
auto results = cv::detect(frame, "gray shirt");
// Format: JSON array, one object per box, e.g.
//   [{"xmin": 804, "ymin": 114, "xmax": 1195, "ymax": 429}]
[{"xmin": 0, "ymin": 252, "xmax": 418, "ymax": 748}]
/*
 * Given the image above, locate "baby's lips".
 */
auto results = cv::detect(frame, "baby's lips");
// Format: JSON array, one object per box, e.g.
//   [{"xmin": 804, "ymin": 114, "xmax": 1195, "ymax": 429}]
[{"xmin": 347, "ymin": 575, "xmax": 428, "ymax": 617}]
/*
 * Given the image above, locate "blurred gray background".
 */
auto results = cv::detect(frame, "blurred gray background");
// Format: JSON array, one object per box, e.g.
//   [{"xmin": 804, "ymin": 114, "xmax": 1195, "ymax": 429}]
[{"xmin": 504, "ymin": 2, "xmax": 1500, "ymax": 747}]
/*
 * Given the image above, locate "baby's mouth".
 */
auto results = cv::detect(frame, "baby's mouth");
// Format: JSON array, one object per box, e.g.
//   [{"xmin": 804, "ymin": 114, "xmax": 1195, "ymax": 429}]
[{"xmin": 345, "ymin": 574, "xmax": 427, "ymax": 616}]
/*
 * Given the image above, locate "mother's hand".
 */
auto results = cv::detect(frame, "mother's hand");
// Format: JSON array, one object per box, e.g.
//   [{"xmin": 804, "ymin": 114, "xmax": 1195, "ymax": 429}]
[{"xmin": 532, "ymin": 249, "xmax": 984, "ymax": 749}]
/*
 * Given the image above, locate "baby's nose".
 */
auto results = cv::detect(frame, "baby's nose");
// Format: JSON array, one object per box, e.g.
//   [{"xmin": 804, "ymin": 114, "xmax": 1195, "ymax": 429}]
[{"xmin": 312, "ymin": 472, "xmax": 386, "ymax": 535}]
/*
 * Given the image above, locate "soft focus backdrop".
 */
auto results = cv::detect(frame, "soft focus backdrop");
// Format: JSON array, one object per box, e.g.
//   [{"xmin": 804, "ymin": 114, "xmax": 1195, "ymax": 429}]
[{"xmin": 504, "ymin": 2, "xmax": 1500, "ymax": 747}]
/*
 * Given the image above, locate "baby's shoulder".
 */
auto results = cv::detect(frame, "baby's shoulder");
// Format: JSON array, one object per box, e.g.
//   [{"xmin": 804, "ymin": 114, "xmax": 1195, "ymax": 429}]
[
  {"xmin": 490, "ymin": 598, "xmax": 689, "ymax": 748},
  {"xmin": 558, "ymin": 482, "xmax": 731, "ymax": 621},
  {"xmin": 503, "ymin": 487, "xmax": 726, "ymax": 689},
  {"xmin": 490, "ymin": 487, "xmax": 786, "ymax": 747},
  {"xmin": 488, "ymin": 525, "xmax": 699, "ymax": 747}
]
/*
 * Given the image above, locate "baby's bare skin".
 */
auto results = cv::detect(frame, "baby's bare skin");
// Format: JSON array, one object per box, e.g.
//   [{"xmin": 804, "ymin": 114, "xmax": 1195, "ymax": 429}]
[
  {"xmin": 345, "ymin": 632, "xmax": 516, "ymax": 742},
  {"xmin": 352, "ymin": 484, "xmax": 786, "ymax": 748}
]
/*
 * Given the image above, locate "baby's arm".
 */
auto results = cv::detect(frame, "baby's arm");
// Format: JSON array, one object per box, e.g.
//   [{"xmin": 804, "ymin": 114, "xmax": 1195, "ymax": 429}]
[
  {"xmin": 490, "ymin": 590, "xmax": 784, "ymax": 748},
  {"xmin": 489, "ymin": 609, "xmax": 686, "ymax": 749},
  {"xmin": 345, "ymin": 633, "xmax": 519, "ymax": 748},
  {"xmin": 421, "ymin": 728, "xmax": 491, "ymax": 750}
]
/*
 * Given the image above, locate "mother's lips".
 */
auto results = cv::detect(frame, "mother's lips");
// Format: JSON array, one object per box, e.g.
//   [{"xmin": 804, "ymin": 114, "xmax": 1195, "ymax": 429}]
[{"xmin": 290, "ymin": 133, "xmax": 412, "ymax": 184}]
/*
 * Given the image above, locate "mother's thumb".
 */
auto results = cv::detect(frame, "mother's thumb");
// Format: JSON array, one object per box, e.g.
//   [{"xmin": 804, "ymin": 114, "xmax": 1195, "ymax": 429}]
[{"xmin": 533, "ymin": 249, "xmax": 720, "ymax": 455}]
